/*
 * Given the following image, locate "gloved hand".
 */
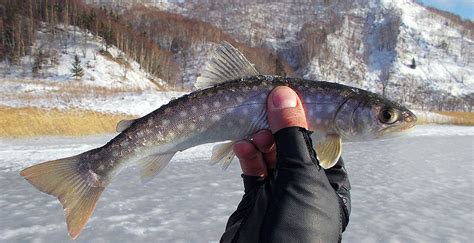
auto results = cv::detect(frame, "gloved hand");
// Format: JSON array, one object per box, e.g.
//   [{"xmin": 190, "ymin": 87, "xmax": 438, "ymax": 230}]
[{"xmin": 221, "ymin": 86, "xmax": 350, "ymax": 243}]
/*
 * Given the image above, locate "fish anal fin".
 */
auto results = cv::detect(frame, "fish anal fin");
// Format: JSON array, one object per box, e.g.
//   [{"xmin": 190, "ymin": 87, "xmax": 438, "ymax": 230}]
[
  {"xmin": 20, "ymin": 155, "xmax": 106, "ymax": 240},
  {"xmin": 138, "ymin": 152, "xmax": 176, "ymax": 184},
  {"xmin": 195, "ymin": 42, "xmax": 259, "ymax": 89},
  {"xmin": 116, "ymin": 119, "xmax": 136, "ymax": 133},
  {"xmin": 315, "ymin": 134, "xmax": 342, "ymax": 169},
  {"xmin": 210, "ymin": 141, "xmax": 236, "ymax": 170}
]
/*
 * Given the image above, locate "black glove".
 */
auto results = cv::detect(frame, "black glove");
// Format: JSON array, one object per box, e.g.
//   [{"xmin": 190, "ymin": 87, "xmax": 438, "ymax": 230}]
[{"xmin": 221, "ymin": 127, "xmax": 351, "ymax": 243}]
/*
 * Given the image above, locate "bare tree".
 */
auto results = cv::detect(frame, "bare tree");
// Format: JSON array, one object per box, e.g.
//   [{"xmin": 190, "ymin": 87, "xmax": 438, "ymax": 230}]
[{"xmin": 379, "ymin": 69, "xmax": 391, "ymax": 97}]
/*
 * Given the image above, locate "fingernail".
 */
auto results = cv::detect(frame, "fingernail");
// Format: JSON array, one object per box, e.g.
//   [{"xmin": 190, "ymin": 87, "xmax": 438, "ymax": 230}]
[{"xmin": 271, "ymin": 87, "xmax": 297, "ymax": 109}]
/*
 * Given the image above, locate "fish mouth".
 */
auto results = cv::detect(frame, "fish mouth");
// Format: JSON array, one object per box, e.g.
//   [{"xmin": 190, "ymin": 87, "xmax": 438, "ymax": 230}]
[{"xmin": 402, "ymin": 110, "xmax": 417, "ymax": 125}]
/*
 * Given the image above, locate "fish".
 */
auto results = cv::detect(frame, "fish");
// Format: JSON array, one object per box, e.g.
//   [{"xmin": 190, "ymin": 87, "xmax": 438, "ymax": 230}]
[{"xmin": 20, "ymin": 42, "xmax": 417, "ymax": 239}]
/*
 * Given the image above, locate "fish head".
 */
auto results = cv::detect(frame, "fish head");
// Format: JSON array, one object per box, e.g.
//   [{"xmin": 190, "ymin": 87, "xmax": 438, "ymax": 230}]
[{"xmin": 334, "ymin": 91, "xmax": 417, "ymax": 140}]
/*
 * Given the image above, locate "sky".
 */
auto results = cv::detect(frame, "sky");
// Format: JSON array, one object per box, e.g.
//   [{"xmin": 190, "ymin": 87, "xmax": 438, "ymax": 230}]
[{"xmin": 418, "ymin": 0, "xmax": 474, "ymax": 20}]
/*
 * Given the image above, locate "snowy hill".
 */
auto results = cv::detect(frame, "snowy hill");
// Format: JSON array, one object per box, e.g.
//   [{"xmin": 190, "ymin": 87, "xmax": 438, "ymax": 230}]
[
  {"xmin": 0, "ymin": 24, "xmax": 182, "ymax": 116},
  {"xmin": 87, "ymin": 0, "xmax": 473, "ymax": 110}
]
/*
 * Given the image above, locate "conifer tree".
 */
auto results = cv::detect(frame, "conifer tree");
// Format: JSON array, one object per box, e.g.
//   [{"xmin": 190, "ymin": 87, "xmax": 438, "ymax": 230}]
[
  {"xmin": 410, "ymin": 57, "xmax": 416, "ymax": 69},
  {"xmin": 71, "ymin": 54, "xmax": 84, "ymax": 79}
]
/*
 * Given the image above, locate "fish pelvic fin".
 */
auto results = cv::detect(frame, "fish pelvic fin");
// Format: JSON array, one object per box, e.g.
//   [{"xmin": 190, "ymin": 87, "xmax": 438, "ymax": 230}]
[
  {"xmin": 138, "ymin": 152, "xmax": 176, "ymax": 184},
  {"xmin": 20, "ymin": 155, "xmax": 106, "ymax": 240},
  {"xmin": 195, "ymin": 41, "xmax": 259, "ymax": 89},
  {"xmin": 210, "ymin": 141, "xmax": 236, "ymax": 170},
  {"xmin": 315, "ymin": 134, "xmax": 342, "ymax": 169}
]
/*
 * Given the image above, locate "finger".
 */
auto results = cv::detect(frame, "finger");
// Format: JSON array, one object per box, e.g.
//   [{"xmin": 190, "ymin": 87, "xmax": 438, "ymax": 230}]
[
  {"xmin": 252, "ymin": 130, "xmax": 277, "ymax": 168},
  {"xmin": 252, "ymin": 130, "xmax": 274, "ymax": 153},
  {"xmin": 233, "ymin": 140, "xmax": 267, "ymax": 177},
  {"xmin": 267, "ymin": 86, "xmax": 308, "ymax": 133},
  {"xmin": 262, "ymin": 143, "xmax": 277, "ymax": 169}
]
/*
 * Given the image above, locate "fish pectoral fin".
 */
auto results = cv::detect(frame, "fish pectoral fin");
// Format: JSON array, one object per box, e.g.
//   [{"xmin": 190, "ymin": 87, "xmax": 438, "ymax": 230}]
[
  {"xmin": 138, "ymin": 152, "xmax": 176, "ymax": 184},
  {"xmin": 116, "ymin": 119, "xmax": 136, "ymax": 133},
  {"xmin": 315, "ymin": 134, "xmax": 342, "ymax": 169},
  {"xmin": 194, "ymin": 41, "xmax": 259, "ymax": 89},
  {"xmin": 210, "ymin": 141, "xmax": 236, "ymax": 170}
]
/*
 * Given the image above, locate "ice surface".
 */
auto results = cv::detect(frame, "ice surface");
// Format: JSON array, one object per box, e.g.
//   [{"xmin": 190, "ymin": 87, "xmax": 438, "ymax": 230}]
[{"xmin": 0, "ymin": 125, "xmax": 473, "ymax": 242}]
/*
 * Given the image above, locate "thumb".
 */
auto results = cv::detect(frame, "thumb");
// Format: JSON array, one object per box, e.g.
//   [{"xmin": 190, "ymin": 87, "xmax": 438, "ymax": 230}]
[{"xmin": 267, "ymin": 86, "xmax": 308, "ymax": 133}]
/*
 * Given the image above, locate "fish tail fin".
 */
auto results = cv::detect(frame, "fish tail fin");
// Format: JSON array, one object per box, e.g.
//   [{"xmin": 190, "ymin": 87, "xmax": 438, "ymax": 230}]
[{"xmin": 20, "ymin": 154, "xmax": 106, "ymax": 239}]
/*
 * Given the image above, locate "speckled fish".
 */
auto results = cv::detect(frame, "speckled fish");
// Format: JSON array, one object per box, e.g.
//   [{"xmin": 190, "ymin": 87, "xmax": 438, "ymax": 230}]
[{"xmin": 20, "ymin": 42, "xmax": 417, "ymax": 239}]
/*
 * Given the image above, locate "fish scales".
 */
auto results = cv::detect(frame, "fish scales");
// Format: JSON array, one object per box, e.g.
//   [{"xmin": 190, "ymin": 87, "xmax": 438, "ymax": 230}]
[{"xmin": 100, "ymin": 76, "xmax": 359, "ymax": 172}]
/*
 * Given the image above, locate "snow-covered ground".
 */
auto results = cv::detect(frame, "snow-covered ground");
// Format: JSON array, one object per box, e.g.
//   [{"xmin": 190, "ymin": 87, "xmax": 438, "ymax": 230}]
[
  {"xmin": 1, "ymin": 125, "xmax": 473, "ymax": 242},
  {"xmin": 0, "ymin": 24, "xmax": 160, "ymax": 90}
]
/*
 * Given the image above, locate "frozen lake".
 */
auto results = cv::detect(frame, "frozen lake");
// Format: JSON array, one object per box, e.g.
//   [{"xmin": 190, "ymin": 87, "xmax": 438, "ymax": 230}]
[{"xmin": 1, "ymin": 125, "xmax": 473, "ymax": 242}]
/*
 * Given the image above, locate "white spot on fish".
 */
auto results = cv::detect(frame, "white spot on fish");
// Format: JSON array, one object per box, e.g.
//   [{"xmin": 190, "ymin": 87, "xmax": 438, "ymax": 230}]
[
  {"xmin": 177, "ymin": 124, "xmax": 185, "ymax": 130},
  {"xmin": 98, "ymin": 165, "xmax": 105, "ymax": 171},
  {"xmin": 162, "ymin": 120, "xmax": 170, "ymax": 126},
  {"xmin": 191, "ymin": 106, "xmax": 198, "ymax": 113},
  {"xmin": 327, "ymin": 105, "xmax": 336, "ymax": 112},
  {"xmin": 180, "ymin": 111, "xmax": 187, "ymax": 117},
  {"xmin": 168, "ymin": 132, "xmax": 175, "ymax": 137},
  {"xmin": 189, "ymin": 123, "xmax": 196, "ymax": 130},
  {"xmin": 252, "ymin": 85, "xmax": 259, "ymax": 91},
  {"xmin": 237, "ymin": 96, "xmax": 244, "ymax": 103},
  {"xmin": 213, "ymin": 101, "xmax": 221, "ymax": 108},
  {"xmin": 211, "ymin": 115, "xmax": 221, "ymax": 122}
]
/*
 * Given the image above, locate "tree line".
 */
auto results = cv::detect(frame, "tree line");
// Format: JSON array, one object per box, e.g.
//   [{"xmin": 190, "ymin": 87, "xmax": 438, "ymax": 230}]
[
  {"xmin": 0, "ymin": 0, "xmax": 293, "ymax": 88},
  {"xmin": 0, "ymin": 0, "xmax": 177, "ymax": 84}
]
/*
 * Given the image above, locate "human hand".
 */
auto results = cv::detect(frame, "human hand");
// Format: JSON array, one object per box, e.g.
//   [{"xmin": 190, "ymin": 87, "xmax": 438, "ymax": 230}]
[
  {"xmin": 234, "ymin": 86, "xmax": 308, "ymax": 177},
  {"xmin": 224, "ymin": 87, "xmax": 345, "ymax": 242}
]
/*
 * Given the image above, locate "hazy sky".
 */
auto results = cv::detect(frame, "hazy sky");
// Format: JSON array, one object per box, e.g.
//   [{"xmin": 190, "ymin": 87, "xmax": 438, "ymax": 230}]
[{"xmin": 419, "ymin": 0, "xmax": 473, "ymax": 20}]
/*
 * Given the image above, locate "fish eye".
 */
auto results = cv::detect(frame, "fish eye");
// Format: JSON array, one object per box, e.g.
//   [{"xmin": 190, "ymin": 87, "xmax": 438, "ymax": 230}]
[{"xmin": 379, "ymin": 108, "xmax": 398, "ymax": 124}]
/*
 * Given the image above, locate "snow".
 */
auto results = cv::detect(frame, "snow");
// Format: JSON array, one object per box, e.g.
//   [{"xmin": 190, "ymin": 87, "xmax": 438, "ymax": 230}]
[
  {"xmin": 0, "ymin": 25, "xmax": 187, "ymax": 116},
  {"xmin": 0, "ymin": 125, "xmax": 473, "ymax": 242},
  {"xmin": 384, "ymin": 0, "xmax": 474, "ymax": 97},
  {"xmin": 0, "ymin": 25, "xmax": 176, "ymax": 116}
]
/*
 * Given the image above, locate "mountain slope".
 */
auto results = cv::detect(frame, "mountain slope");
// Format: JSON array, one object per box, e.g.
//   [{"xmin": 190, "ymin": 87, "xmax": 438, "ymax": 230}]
[
  {"xmin": 0, "ymin": 24, "xmax": 184, "ymax": 115},
  {"xmin": 89, "ymin": 0, "xmax": 473, "ymax": 111}
]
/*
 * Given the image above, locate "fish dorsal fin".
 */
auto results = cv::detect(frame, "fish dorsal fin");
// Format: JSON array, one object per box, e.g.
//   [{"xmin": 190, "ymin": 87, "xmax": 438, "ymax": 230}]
[
  {"xmin": 315, "ymin": 134, "xmax": 342, "ymax": 169},
  {"xmin": 138, "ymin": 152, "xmax": 176, "ymax": 183},
  {"xmin": 116, "ymin": 119, "xmax": 136, "ymax": 133},
  {"xmin": 210, "ymin": 141, "xmax": 236, "ymax": 170},
  {"xmin": 195, "ymin": 41, "xmax": 259, "ymax": 89}
]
